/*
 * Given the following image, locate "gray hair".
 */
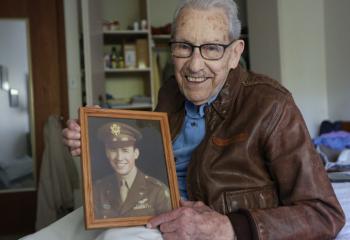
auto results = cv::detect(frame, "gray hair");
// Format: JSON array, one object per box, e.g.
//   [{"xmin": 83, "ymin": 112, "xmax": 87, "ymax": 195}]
[{"xmin": 171, "ymin": 0, "xmax": 241, "ymax": 40}]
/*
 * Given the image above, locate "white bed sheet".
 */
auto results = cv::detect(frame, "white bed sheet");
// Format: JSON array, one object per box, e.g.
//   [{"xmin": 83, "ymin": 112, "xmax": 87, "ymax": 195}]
[
  {"xmin": 332, "ymin": 182, "xmax": 350, "ymax": 240},
  {"xmin": 19, "ymin": 207, "xmax": 163, "ymax": 240},
  {"xmin": 20, "ymin": 207, "xmax": 103, "ymax": 240},
  {"xmin": 20, "ymin": 182, "xmax": 350, "ymax": 240}
]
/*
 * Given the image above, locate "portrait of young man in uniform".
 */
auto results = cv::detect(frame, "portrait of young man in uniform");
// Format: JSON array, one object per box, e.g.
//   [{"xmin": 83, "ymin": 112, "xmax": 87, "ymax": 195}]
[{"xmin": 92, "ymin": 122, "xmax": 171, "ymax": 219}]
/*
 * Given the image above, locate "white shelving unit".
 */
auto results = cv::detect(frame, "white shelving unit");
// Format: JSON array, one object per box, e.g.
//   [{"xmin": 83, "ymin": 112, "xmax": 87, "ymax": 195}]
[
  {"xmin": 81, "ymin": 0, "xmax": 178, "ymax": 109},
  {"xmin": 101, "ymin": 0, "xmax": 155, "ymax": 110},
  {"xmin": 103, "ymin": 30, "xmax": 149, "ymax": 35},
  {"xmin": 104, "ymin": 68, "xmax": 151, "ymax": 73}
]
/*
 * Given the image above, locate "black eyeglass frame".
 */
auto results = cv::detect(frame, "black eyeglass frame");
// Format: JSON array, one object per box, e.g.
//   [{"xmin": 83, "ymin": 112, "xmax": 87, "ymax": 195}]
[{"xmin": 168, "ymin": 40, "xmax": 236, "ymax": 60}]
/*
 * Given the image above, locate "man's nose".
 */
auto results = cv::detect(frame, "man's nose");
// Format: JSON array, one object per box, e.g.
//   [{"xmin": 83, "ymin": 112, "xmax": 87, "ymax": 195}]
[
  {"xmin": 188, "ymin": 48, "xmax": 205, "ymax": 72},
  {"xmin": 116, "ymin": 150, "xmax": 125, "ymax": 160},
  {"xmin": 110, "ymin": 154, "xmax": 119, "ymax": 161}
]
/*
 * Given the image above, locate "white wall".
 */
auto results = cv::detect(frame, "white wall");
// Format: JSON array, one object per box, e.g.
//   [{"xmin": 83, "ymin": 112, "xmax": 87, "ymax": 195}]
[
  {"xmin": 247, "ymin": 0, "xmax": 281, "ymax": 81},
  {"xmin": 0, "ymin": 20, "xmax": 31, "ymax": 163},
  {"xmin": 248, "ymin": 0, "xmax": 350, "ymax": 137},
  {"xmin": 247, "ymin": 0, "xmax": 331, "ymax": 138},
  {"xmin": 64, "ymin": 0, "xmax": 82, "ymax": 119},
  {"xmin": 64, "ymin": 0, "xmax": 83, "ymax": 206},
  {"xmin": 324, "ymin": 0, "xmax": 350, "ymax": 121},
  {"xmin": 278, "ymin": 0, "xmax": 329, "ymax": 137},
  {"xmin": 149, "ymin": 0, "xmax": 180, "ymax": 27}
]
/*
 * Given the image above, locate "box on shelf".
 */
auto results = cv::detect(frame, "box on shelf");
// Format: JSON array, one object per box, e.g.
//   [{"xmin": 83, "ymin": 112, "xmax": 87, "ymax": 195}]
[
  {"xmin": 136, "ymin": 39, "xmax": 149, "ymax": 69},
  {"xmin": 124, "ymin": 44, "xmax": 137, "ymax": 68}
]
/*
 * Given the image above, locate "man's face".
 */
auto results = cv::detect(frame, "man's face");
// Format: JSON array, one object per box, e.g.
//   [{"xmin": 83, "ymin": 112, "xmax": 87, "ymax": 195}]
[
  {"xmin": 105, "ymin": 145, "xmax": 139, "ymax": 176},
  {"xmin": 173, "ymin": 8, "xmax": 244, "ymax": 105}
]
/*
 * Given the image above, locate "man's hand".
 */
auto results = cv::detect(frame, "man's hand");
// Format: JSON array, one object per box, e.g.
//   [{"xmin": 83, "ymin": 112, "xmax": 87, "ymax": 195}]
[
  {"xmin": 62, "ymin": 106, "xmax": 101, "ymax": 156},
  {"xmin": 147, "ymin": 200, "xmax": 236, "ymax": 240},
  {"xmin": 62, "ymin": 119, "xmax": 81, "ymax": 156}
]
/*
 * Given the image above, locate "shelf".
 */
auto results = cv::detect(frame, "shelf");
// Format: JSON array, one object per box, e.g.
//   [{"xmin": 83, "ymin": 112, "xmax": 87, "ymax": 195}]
[
  {"xmin": 105, "ymin": 68, "xmax": 151, "ymax": 73},
  {"xmin": 109, "ymin": 102, "xmax": 153, "ymax": 110},
  {"xmin": 103, "ymin": 30, "xmax": 149, "ymax": 35},
  {"xmin": 152, "ymin": 34, "xmax": 171, "ymax": 40},
  {"xmin": 103, "ymin": 30, "xmax": 149, "ymax": 43},
  {"xmin": 94, "ymin": 0, "xmax": 157, "ymax": 110}
]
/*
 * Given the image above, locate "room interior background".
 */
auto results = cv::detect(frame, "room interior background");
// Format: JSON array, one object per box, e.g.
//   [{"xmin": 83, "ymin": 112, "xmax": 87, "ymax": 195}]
[{"xmin": 0, "ymin": 0, "xmax": 349, "ymax": 236}]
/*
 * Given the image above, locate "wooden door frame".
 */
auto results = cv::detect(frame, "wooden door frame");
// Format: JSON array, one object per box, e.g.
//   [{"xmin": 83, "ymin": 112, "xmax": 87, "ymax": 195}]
[{"xmin": 0, "ymin": 0, "xmax": 68, "ymax": 234}]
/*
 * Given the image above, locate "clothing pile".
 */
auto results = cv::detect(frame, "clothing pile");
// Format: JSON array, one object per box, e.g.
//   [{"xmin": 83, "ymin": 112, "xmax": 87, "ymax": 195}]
[{"xmin": 314, "ymin": 121, "xmax": 350, "ymax": 172}]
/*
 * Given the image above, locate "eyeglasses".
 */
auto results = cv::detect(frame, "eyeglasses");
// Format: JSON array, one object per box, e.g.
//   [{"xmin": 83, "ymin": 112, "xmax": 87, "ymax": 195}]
[{"xmin": 169, "ymin": 40, "xmax": 235, "ymax": 60}]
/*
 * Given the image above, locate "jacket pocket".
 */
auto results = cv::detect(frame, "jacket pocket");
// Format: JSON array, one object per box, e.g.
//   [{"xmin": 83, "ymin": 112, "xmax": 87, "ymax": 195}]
[
  {"xmin": 212, "ymin": 133, "xmax": 248, "ymax": 147},
  {"xmin": 224, "ymin": 185, "xmax": 279, "ymax": 213}
]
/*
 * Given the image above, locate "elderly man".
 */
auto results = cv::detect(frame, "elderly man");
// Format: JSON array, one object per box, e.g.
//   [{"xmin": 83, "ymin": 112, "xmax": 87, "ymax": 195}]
[
  {"xmin": 63, "ymin": 0, "xmax": 345, "ymax": 239},
  {"xmin": 93, "ymin": 122, "xmax": 171, "ymax": 219}
]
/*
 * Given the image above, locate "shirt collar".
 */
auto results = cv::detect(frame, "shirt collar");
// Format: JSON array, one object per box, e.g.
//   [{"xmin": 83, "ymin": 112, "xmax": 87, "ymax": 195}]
[
  {"xmin": 120, "ymin": 167, "xmax": 137, "ymax": 189},
  {"xmin": 185, "ymin": 93, "xmax": 219, "ymax": 118}
]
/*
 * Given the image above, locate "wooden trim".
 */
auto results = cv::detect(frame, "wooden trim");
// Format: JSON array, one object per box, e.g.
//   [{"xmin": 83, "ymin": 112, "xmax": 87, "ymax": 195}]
[
  {"xmin": 0, "ymin": 191, "xmax": 36, "ymax": 233},
  {"xmin": 56, "ymin": 0, "xmax": 69, "ymax": 122},
  {"xmin": 0, "ymin": 0, "xmax": 68, "ymax": 234},
  {"xmin": 28, "ymin": 0, "xmax": 68, "ymax": 177}
]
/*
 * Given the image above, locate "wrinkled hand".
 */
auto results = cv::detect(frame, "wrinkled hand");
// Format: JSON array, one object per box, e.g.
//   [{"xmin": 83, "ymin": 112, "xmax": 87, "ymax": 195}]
[
  {"xmin": 62, "ymin": 105, "xmax": 100, "ymax": 156},
  {"xmin": 147, "ymin": 200, "xmax": 236, "ymax": 240},
  {"xmin": 62, "ymin": 119, "xmax": 81, "ymax": 156}
]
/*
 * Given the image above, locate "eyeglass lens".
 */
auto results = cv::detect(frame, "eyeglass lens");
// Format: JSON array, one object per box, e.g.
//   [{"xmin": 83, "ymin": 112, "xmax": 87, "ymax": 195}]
[{"xmin": 170, "ymin": 42, "xmax": 225, "ymax": 60}]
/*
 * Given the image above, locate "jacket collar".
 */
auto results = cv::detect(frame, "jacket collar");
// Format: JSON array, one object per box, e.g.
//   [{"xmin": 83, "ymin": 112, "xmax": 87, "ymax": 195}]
[{"xmin": 211, "ymin": 66, "xmax": 246, "ymax": 119}]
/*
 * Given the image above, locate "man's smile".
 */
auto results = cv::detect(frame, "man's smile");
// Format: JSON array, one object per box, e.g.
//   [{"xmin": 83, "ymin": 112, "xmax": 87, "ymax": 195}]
[{"xmin": 185, "ymin": 75, "xmax": 211, "ymax": 84}]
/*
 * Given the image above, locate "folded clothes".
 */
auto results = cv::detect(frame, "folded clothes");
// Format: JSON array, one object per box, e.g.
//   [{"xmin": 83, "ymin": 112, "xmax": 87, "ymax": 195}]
[
  {"xmin": 313, "ymin": 131, "xmax": 350, "ymax": 150},
  {"xmin": 317, "ymin": 145, "xmax": 350, "ymax": 171}
]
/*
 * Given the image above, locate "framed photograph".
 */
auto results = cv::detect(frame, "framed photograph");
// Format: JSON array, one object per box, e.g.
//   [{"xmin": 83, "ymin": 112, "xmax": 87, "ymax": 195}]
[{"xmin": 80, "ymin": 107, "xmax": 180, "ymax": 229}]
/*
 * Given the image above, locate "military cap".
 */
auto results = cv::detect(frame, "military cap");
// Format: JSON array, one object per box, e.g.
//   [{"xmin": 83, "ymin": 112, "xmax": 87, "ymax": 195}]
[{"xmin": 97, "ymin": 122, "xmax": 142, "ymax": 148}]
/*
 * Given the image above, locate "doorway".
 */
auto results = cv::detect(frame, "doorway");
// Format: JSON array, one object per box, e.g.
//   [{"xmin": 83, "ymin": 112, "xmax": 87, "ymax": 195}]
[{"xmin": 0, "ymin": 0, "xmax": 68, "ymax": 234}]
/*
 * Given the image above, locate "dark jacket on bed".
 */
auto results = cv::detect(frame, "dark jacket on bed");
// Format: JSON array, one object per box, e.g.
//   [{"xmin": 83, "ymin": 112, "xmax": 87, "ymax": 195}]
[{"xmin": 156, "ymin": 66, "xmax": 345, "ymax": 240}]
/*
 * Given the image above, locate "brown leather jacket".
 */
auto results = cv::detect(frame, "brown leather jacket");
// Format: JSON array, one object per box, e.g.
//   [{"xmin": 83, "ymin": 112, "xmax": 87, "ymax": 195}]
[{"xmin": 155, "ymin": 66, "xmax": 345, "ymax": 240}]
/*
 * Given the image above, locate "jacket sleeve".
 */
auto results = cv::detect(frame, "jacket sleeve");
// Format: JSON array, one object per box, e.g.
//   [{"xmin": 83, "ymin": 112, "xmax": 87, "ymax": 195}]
[{"xmin": 229, "ymin": 96, "xmax": 345, "ymax": 240}]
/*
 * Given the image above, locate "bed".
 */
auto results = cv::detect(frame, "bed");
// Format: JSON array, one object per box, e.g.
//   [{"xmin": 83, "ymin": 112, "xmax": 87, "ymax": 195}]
[
  {"xmin": 332, "ymin": 181, "xmax": 350, "ymax": 240},
  {"xmin": 0, "ymin": 155, "xmax": 34, "ymax": 189},
  {"xmin": 20, "ymin": 180, "xmax": 350, "ymax": 240}
]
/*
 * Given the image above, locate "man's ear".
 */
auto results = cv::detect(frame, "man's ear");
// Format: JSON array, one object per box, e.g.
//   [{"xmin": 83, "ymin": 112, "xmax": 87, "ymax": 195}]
[
  {"xmin": 229, "ymin": 39, "xmax": 245, "ymax": 69},
  {"xmin": 134, "ymin": 148, "xmax": 140, "ymax": 159}
]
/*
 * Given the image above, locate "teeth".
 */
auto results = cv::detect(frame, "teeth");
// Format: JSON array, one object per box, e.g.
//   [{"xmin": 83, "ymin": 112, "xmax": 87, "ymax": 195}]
[{"xmin": 186, "ymin": 76, "xmax": 207, "ymax": 82}]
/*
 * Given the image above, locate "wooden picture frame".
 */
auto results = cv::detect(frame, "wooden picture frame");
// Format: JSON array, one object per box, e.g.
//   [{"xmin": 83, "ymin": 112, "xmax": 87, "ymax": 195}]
[{"xmin": 80, "ymin": 107, "xmax": 180, "ymax": 229}]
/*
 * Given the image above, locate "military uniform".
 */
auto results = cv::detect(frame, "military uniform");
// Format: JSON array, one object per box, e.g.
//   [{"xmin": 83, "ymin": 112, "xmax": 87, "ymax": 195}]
[{"xmin": 93, "ymin": 169, "xmax": 171, "ymax": 219}]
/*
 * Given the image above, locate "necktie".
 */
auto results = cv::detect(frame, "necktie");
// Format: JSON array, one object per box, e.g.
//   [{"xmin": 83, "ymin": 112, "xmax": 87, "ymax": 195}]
[{"xmin": 120, "ymin": 180, "xmax": 128, "ymax": 202}]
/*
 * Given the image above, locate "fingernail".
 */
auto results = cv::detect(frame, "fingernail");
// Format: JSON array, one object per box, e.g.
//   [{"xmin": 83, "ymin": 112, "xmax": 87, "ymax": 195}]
[{"xmin": 146, "ymin": 223, "xmax": 152, "ymax": 228}]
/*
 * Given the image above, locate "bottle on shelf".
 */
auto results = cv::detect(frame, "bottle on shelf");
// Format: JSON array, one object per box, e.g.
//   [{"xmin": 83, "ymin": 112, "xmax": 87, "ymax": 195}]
[
  {"xmin": 118, "ymin": 54, "xmax": 125, "ymax": 68},
  {"xmin": 110, "ymin": 46, "xmax": 118, "ymax": 69}
]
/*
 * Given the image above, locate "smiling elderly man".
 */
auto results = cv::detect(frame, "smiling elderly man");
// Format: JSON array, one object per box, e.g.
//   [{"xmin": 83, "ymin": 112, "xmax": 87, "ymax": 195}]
[{"xmin": 63, "ymin": 0, "xmax": 345, "ymax": 239}]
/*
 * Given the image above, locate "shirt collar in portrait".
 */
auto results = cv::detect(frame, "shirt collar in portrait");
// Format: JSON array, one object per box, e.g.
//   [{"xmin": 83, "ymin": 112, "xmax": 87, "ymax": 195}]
[{"xmin": 120, "ymin": 166, "xmax": 137, "ymax": 189}]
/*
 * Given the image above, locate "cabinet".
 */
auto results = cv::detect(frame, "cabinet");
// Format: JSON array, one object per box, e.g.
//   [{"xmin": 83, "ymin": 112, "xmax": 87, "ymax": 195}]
[
  {"xmin": 103, "ymin": 31, "xmax": 154, "ymax": 109},
  {"xmin": 101, "ymin": 0, "xmax": 154, "ymax": 110},
  {"xmin": 81, "ymin": 0, "xmax": 176, "ymax": 110}
]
